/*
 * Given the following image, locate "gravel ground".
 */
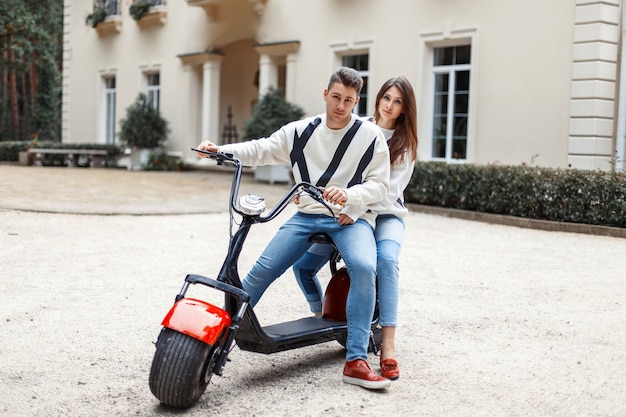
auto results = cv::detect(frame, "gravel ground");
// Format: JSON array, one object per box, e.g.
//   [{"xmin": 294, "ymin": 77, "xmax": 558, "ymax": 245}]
[{"xmin": 1, "ymin": 165, "xmax": 625, "ymax": 417}]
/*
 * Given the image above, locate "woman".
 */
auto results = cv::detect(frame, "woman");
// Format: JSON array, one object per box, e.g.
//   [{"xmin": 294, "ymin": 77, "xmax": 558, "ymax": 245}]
[{"xmin": 293, "ymin": 76, "xmax": 418, "ymax": 380}]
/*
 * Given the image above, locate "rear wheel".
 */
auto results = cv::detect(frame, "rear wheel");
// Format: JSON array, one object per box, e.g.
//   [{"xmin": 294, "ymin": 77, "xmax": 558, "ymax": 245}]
[{"xmin": 149, "ymin": 328, "xmax": 221, "ymax": 408}]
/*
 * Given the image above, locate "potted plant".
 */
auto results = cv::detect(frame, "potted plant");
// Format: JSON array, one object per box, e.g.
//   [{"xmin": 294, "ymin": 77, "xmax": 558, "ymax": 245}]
[
  {"xmin": 243, "ymin": 87, "xmax": 304, "ymax": 183},
  {"xmin": 119, "ymin": 93, "xmax": 170, "ymax": 170},
  {"xmin": 85, "ymin": 7, "xmax": 107, "ymax": 28},
  {"xmin": 129, "ymin": 0, "xmax": 151, "ymax": 22}
]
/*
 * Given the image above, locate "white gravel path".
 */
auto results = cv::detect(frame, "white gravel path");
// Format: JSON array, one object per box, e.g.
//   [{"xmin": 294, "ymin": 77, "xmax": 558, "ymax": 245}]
[{"xmin": 1, "ymin": 165, "xmax": 625, "ymax": 416}]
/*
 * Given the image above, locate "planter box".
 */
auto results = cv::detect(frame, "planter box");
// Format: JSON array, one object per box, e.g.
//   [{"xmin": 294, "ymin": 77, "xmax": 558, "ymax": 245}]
[
  {"xmin": 254, "ymin": 163, "xmax": 292, "ymax": 184},
  {"xmin": 96, "ymin": 16, "xmax": 122, "ymax": 36},
  {"xmin": 19, "ymin": 151, "xmax": 34, "ymax": 166},
  {"xmin": 128, "ymin": 147, "xmax": 152, "ymax": 171},
  {"xmin": 138, "ymin": 7, "xmax": 167, "ymax": 28}
]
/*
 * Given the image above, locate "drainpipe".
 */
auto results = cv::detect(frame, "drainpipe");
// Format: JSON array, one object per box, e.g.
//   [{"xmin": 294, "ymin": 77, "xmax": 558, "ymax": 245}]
[{"xmin": 615, "ymin": 1, "xmax": 626, "ymax": 171}]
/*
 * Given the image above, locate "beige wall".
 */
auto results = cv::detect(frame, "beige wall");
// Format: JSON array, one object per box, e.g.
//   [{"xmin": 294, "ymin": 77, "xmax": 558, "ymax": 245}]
[{"xmin": 63, "ymin": 0, "xmax": 624, "ymax": 171}]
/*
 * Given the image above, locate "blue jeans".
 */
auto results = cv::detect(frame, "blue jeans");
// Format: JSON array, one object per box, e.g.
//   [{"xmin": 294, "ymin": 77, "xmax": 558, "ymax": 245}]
[
  {"xmin": 293, "ymin": 214, "xmax": 405, "ymax": 327},
  {"xmin": 242, "ymin": 212, "xmax": 377, "ymax": 361}
]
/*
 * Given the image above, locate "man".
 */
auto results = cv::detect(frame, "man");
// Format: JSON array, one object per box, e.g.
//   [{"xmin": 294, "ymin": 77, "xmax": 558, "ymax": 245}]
[{"xmin": 197, "ymin": 67, "xmax": 391, "ymax": 389}]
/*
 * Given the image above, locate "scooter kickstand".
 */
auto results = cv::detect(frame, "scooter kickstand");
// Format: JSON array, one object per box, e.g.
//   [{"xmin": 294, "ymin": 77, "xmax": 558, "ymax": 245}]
[{"xmin": 369, "ymin": 331, "xmax": 380, "ymax": 356}]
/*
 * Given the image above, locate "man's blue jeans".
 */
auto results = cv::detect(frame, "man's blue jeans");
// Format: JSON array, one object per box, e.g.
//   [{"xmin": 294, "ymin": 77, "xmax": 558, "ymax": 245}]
[
  {"xmin": 293, "ymin": 214, "xmax": 405, "ymax": 327},
  {"xmin": 241, "ymin": 212, "xmax": 377, "ymax": 361}
]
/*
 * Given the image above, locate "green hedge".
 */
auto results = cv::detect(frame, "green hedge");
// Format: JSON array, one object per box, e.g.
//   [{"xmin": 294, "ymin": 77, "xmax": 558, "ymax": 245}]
[
  {"xmin": 0, "ymin": 141, "xmax": 123, "ymax": 162},
  {"xmin": 405, "ymin": 162, "xmax": 626, "ymax": 228}
]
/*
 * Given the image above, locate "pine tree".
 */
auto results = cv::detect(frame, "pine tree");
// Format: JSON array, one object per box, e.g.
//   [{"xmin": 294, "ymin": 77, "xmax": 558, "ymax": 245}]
[{"xmin": 0, "ymin": 0, "xmax": 63, "ymax": 142}]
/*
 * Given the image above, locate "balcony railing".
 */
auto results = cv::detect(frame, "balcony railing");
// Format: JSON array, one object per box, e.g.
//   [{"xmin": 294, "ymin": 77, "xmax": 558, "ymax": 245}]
[
  {"xmin": 93, "ymin": 0, "xmax": 120, "ymax": 16},
  {"xmin": 131, "ymin": 0, "xmax": 167, "ymax": 7}
]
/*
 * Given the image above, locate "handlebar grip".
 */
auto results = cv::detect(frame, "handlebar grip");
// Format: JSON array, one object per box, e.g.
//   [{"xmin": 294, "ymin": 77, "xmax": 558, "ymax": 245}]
[{"xmin": 192, "ymin": 148, "xmax": 236, "ymax": 167}]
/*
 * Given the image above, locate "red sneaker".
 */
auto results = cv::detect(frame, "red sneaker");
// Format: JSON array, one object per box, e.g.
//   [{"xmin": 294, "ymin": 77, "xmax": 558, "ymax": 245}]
[
  {"xmin": 380, "ymin": 358, "xmax": 400, "ymax": 380},
  {"xmin": 343, "ymin": 359, "xmax": 391, "ymax": 389}
]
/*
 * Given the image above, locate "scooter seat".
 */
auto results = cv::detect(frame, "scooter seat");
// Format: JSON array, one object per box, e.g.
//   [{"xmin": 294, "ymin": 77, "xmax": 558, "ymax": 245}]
[{"xmin": 308, "ymin": 232, "xmax": 334, "ymax": 245}]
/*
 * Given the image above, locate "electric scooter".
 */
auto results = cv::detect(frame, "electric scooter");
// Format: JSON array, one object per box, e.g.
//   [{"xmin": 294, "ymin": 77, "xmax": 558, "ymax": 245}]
[{"xmin": 148, "ymin": 149, "xmax": 382, "ymax": 408}]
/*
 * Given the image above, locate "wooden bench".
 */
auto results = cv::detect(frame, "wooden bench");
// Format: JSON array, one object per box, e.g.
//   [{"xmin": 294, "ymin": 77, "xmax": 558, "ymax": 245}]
[{"xmin": 27, "ymin": 148, "xmax": 108, "ymax": 167}]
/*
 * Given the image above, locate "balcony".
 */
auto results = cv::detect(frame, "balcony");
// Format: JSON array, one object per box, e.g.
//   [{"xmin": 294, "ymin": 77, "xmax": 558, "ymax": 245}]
[
  {"xmin": 87, "ymin": 0, "xmax": 122, "ymax": 36},
  {"xmin": 131, "ymin": 0, "xmax": 167, "ymax": 28},
  {"xmin": 186, "ymin": 0, "xmax": 266, "ymax": 19}
]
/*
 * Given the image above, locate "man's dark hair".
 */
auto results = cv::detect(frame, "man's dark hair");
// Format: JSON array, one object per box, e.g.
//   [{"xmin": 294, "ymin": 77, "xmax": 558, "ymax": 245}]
[{"xmin": 327, "ymin": 66, "xmax": 363, "ymax": 95}]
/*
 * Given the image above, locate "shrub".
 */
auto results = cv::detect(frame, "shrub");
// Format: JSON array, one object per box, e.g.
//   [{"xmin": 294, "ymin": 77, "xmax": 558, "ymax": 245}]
[
  {"xmin": 85, "ymin": 7, "xmax": 107, "ymax": 28},
  {"xmin": 143, "ymin": 149, "xmax": 187, "ymax": 171},
  {"xmin": 119, "ymin": 93, "xmax": 169, "ymax": 149},
  {"xmin": 405, "ymin": 162, "xmax": 626, "ymax": 228},
  {"xmin": 129, "ymin": 1, "xmax": 151, "ymax": 21},
  {"xmin": 243, "ymin": 87, "xmax": 304, "ymax": 139},
  {"xmin": 0, "ymin": 140, "xmax": 123, "ymax": 162}
]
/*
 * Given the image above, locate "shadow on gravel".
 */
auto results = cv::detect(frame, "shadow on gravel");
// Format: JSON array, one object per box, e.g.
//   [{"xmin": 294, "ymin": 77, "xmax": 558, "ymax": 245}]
[{"xmin": 238, "ymin": 347, "xmax": 347, "ymax": 386}]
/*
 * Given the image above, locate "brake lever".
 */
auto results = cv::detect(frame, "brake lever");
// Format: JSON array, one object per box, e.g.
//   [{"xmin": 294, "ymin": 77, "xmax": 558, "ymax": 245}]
[
  {"xmin": 301, "ymin": 184, "xmax": 323, "ymax": 201},
  {"xmin": 300, "ymin": 184, "xmax": 338, "ymax": 220}
]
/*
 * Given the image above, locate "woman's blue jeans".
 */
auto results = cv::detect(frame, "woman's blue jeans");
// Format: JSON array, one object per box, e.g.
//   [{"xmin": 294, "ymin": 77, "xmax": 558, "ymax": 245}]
[
  {"xmin": 241, "ymin": 212, "xmax": 377, "ymax": 361},
  {"xmin": 293, "ymin": 214, "xmax": 405, "ymax": 327}
]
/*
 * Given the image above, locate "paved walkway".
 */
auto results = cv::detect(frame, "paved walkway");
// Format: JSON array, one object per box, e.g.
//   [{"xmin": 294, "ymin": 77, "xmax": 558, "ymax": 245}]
[
  {"xmin": 2, "ymin": 164, "xmax": 623, "ymax": 238},
  {"xmin": 0, "ymin": 164, "xmax": 289, "ymax": 215}
]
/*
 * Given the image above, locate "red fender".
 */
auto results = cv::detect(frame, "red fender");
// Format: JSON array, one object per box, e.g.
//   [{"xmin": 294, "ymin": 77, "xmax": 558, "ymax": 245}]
[
  {"xmin": 322, "ymin": 267, "xmax": 350, "ymax": 322},
  {"xmin": 161, "ymin": 298, "xmax": 231, "ymax": 345}
]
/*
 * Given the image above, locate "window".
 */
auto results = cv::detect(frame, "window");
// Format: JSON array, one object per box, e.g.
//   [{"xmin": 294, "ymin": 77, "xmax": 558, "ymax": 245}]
[
  {"xmin": 431, "ymin": 45, "xmax": 471, "ymax": 161},
  {"xmin": 104, "ymin": 76, "xmax": 116, "ymax": 144},
  {"xmin": 342, "ymin": 54, "xmax": 369, "ymax": 116},
  {"xmin": 146, "ymin": 72, "xmax": 160, "ymax": 111}
]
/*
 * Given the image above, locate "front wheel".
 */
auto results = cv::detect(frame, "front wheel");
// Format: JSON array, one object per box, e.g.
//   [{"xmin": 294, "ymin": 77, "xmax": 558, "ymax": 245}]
[{"xmin": 149, "ymin": 328, "xmax": 221, "ymax": 408}]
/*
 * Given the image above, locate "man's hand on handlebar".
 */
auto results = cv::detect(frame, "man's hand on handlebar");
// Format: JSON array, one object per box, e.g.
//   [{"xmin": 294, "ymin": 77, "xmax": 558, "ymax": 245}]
[
  {"xmin": 196, "ymin": 140, "xmax": 220, "ymax": 157},
  {"xmin": 322, "ymin": 186, "xmax": 347, "ymax": 207},
  {"xmin": 296, "ymin": 186, "xmax": 353, "ymax": 225}
]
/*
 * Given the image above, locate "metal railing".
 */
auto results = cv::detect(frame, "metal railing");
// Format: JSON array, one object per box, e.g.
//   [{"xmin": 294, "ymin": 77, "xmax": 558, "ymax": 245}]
[
  {"xmin": 94, "ymin": 0, "xmax": 120, "ymax": 16},
  {"xmin": 93, "ymin": 0, "xmax": 167, "ymax": 16}
]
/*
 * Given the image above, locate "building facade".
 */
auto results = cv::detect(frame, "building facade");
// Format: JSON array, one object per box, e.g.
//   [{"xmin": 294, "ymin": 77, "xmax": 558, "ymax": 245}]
[{"xmin": 63, "ymin": 0, "xmax": 626, "ymax": 172}]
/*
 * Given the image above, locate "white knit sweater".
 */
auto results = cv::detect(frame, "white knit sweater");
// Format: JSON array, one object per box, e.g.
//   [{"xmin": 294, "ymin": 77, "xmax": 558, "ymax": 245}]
[
  {"xmin": 363, "ymin": 126, "xmax": 415, "ymax": 218},
  {"xmin": 220, "ymin": 113, "xmax": 390, "ymax": 227}
]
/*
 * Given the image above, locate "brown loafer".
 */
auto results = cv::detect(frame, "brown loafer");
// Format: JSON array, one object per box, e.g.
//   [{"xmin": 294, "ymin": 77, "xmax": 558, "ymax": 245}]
[
  {"xmin": 343, "ymin": 359, "xmax": 391, "ymax": 389},
  {"xmin": 380, "ymin": 358, "xmax": 400, "ymax": 380}
]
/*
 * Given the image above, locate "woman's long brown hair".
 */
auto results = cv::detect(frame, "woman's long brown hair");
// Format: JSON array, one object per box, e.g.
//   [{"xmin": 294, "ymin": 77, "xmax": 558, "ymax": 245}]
[{"xmin": 373, "ymin": 77, "xmax": 418, "ymax": 166}]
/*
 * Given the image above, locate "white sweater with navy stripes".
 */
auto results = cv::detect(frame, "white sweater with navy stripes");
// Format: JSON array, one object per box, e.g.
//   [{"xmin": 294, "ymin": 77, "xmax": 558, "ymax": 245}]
[{"xmin": 219, "ymin": 113, "xmax": 390, "ymax": 227}]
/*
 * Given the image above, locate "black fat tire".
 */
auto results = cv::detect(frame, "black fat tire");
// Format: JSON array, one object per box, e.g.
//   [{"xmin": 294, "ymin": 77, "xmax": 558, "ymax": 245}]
[{"xmin": 149, "ymin": 328, "xmax": 219, "ymax": 408}]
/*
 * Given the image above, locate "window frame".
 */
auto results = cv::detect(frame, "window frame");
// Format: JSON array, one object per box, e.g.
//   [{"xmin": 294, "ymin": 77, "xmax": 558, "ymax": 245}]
[
  {"xmin": 341, "ymin": 53, "xmax": 369, "ymax": 117},
  {"xmin": 418, "ymin": 28, "xmax": 478, "ymax": 163},
  {"xmin": 431, "ymin": 48, "xmax": 471, "ymax": 161},
  {"xmin": 102, "ymin": 74, "xmax": 117, "ymax": 145},
  {"xmin": 330, "ymin": 40, "xmax": 373, "ymax": 117},
  {"xmin": 145, "ymin": 71, "xmax": 160, "ymax": 111}
]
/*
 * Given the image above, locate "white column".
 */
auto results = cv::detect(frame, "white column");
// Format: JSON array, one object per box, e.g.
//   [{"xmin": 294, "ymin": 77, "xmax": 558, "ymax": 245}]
[
  {"xmin": 616, "ymin": 2, "xmax": 626, "ymax": 172},
  {"xmin": 202, "ymin": 58, "xmax": 222, "ymax": 142},
  {"xmin": 285, "ymin": 53, "xmax": 298, "ymax": 103},
  {"xmin": 180, "ymin": 64, "xmax": 194, "ymax": 161},
  {"xmin": 258, "ymin": 54, "xmax": 278, "ymax": 98}
]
